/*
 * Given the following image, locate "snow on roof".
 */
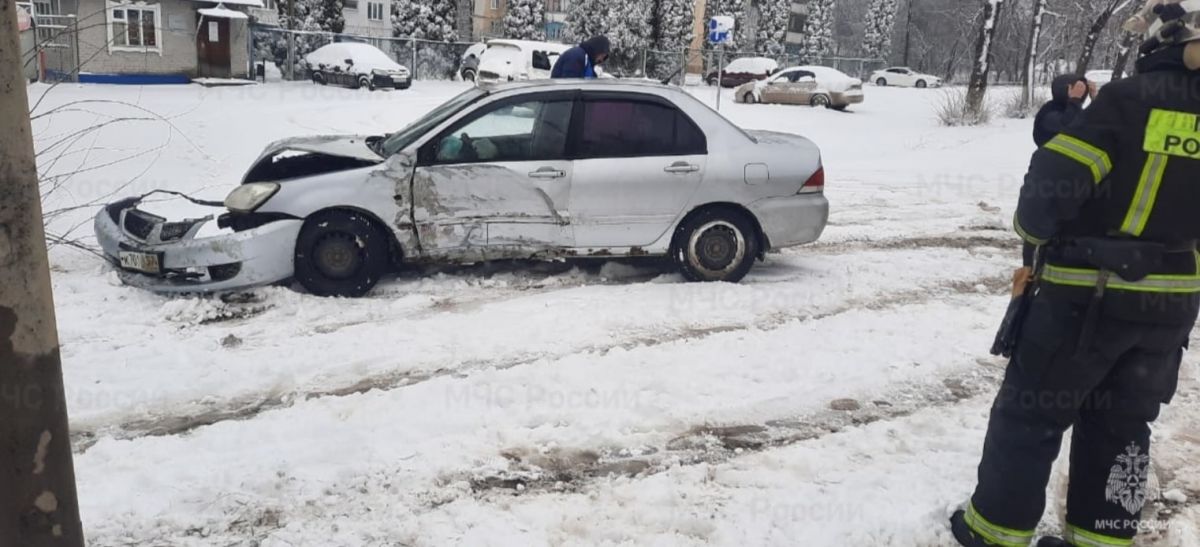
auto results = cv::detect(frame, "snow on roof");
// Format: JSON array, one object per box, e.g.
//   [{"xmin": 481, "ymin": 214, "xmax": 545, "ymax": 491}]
[
  {"xmin": 198, "ymin": 5, "xmax": 248, "ymax": 19},
  {"xmin": 724, "ymin": 57, "xmax": 779, "ymax": 74},
  {"xmin": 183, "ymin": 0, "xmax": 263, "ymax": 7}
]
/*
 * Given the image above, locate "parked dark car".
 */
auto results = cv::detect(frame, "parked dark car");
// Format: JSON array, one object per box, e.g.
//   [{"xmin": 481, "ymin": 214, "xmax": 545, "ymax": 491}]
[
  {"xmin": 705, "ymin": 57, "xmax": 779, "ymax": 88},
  {"xmin": 305, "ymin": 43, "xmax": 411, "ymax": 91}
]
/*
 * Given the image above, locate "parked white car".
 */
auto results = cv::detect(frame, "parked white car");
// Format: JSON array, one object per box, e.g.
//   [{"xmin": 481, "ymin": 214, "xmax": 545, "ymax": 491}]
[
  {"xmin": 304, "ymin": 42, "xmax": 411, "ymax": 90},
  {"xmin": 95, "ymin": 80, "xmax": 828, "ymax": 296},
  {"xmin": 460, "ymin": 42, "xmax": 487, "ymax": 81},
  {"xmin": 475, "ymin": 39, "xmax": 570, "ymax": 85},
  {"xmin": 870, "ymin": 66, "xmax": 942, "ymax": 88},
  {"xmin": 735, "ymin": 65, "xmax": 864, "ymax": 110}
]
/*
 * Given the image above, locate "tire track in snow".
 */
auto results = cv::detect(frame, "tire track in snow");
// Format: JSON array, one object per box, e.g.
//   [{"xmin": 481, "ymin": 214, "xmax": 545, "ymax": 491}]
[
  {"xmin": 68, "ymin": 231, "xmax": 1020, "ymax": 451},
  {"xmin": 458, "ymin": 361, "xmax": 1007, "ymax": 497},
  {"xmin": 71, "ymin": 267, "xmax": 1013, "ymax": 453}
]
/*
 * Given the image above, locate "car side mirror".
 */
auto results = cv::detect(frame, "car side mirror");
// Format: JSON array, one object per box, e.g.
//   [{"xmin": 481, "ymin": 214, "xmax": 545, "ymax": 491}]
[{"xmin": 345, "ymin": 58, "xmax": 354, "ymax": 66}]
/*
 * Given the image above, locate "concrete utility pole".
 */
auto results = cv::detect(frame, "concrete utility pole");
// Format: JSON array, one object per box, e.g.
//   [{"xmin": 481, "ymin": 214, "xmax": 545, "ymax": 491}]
[{"xmin": 0, "ymin": 1, "xmax": 85, "ymax": 545}]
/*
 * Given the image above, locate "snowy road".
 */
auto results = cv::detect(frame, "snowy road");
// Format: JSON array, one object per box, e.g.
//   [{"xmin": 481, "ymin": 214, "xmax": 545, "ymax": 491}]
[{"xmin": 27, "ymin": 81, "xmax": 1200, "ymax": 546}]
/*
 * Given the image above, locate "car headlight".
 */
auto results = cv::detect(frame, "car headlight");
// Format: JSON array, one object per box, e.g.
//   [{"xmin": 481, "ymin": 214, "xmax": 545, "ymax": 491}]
[{"xmin": 224, "ymin": 182, "xmax": 279, "ymax": 213}]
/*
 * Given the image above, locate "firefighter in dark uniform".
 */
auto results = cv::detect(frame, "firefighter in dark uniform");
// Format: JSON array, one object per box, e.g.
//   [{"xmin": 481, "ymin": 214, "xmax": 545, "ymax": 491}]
[{"xmin": 951, "ymin": 1, "xmax": 1200, "ymax": 546}]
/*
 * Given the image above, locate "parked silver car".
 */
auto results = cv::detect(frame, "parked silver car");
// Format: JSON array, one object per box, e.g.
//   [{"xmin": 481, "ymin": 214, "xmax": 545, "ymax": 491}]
[{"xmin": 95, "ymin": 80, "xmax": 829, "ymax": 296}]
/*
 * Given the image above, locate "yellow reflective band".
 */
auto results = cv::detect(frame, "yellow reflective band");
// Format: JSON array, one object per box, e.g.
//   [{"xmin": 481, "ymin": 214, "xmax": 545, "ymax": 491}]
[
  {"xmin": 1064, "ymin": 525, "xmax": 1133, "ymax": 547},
  {"xmin": 1045, "ymin": 134, "xmax": 1113, "ymax": 184},
  {"xmin": 964, "ymin": 502, "xmax": 1034, "ymax": 547},
  {"xmin": 1042, "ymin": 259, "xmax": 1200, "ymax": 294},
  {"xmin": 1014, "ymin": 213, "xmax": 1049, "ymax": 245},
  {"xmin": 1119, "ymin": 153, "xmax": 1169, "ymax": 236},
  {"xmin": 1144, "ymin": 108, "xmax": 1200, "ymax": 159}
]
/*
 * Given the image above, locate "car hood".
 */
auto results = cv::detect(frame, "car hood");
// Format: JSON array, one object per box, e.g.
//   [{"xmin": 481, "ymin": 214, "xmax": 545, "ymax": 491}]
[{"xmin": 252, "ymin": 135, "xmax": 382, "ymax": 164}]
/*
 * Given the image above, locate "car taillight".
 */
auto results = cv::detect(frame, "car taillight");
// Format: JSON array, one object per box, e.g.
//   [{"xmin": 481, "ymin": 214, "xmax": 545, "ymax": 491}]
[{"xmin": 800, "ymin": 166, "xmax": 824, "ymax": 193}]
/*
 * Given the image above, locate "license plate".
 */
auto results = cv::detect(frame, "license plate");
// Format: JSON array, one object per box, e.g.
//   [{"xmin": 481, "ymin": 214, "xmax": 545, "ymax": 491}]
[{"xmin": 119, "ymin": 251, "xmax": 162, "ymax": 274}]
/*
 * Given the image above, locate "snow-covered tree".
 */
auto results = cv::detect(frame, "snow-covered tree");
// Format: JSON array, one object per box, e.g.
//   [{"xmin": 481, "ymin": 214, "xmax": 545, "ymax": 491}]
[
  {"xmin": 566, "ymin": 0, "xmax": 651, "ymax": 73},
  {"xmin": 862, "ymin": 0, "xmax": 897, "ymax": 61},
  {"xmin": 653, "ymin": 0, "xmax": 695, "ymax": 51},
  {"xmin": 754, "ymin": 0, "xmax": 789, "ymax": 56},
  {"xmin": 317, "ymin": 0, "xmax": 345, "ymax": 34},
  {"xmin": 504, "ymin": 0, "xmax": 547, "ymax": 40},
  {"xmin": 270, "ymin": 0, "xmax": 334, "ymax": 79},
  {"xmin": 392, "ymin": 0, "xmax": 458, "ymax": 41},
  {"xmin": 798, "ymin": 0, "xmax": 835, "ymax": 62}
]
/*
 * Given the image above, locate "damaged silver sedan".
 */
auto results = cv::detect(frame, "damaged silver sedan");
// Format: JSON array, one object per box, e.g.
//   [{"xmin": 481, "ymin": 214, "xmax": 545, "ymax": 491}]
[{"xmin": 95, "ymin": 80, "xmax": 829, "ymax": 297}]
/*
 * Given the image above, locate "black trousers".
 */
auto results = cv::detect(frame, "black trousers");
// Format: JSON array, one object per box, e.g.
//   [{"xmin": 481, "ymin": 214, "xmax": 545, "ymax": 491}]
[{"xmin": 970, "ymin": 291, "xmax": 1190, "ymax": 541}]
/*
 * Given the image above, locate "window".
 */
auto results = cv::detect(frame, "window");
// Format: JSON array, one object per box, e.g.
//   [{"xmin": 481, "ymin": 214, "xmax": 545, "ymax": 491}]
[
  {"xmin": 108, "ymin": 3, "xmax": 159, "ymax": 52},
  {"xmin": 429, "ymin": 98, "xmax": 574, "ymax": 164},
  {"xmin": 545, "ymin": 21, "xmax": 563, "ymax": 39},
  {"xmin": 545, "ymin": 0, "xmax": 560, "ymax": 11},
  {"xmin": 577, "ymin": 99, "xmax": 706, "ymax": 158},
  {"xmin": 344, "ymin": 0, "xmax": 358, "ymax": 9},
  {"xmin": 490, "ymin": 19, "xmax": 502, "ymax": 35},
  {"xmin": 787, "ymin": 13, "xmax": 806, "ymax": 33},
  {"xmin": 367, "ymin": 2, "xmax": 383, "ymax": 20},
  {"xmin": 490, "ymin": 0, "xmax": 498, "ymax": 9},
  {"xmin": 532, "ymin": 50, "xmax": 551, "ymax": 70}
]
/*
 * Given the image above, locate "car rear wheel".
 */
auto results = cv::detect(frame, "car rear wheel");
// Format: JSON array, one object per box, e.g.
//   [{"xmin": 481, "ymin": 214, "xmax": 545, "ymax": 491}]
[
  {"xmin": 916, "ymin": 79, "xmax": 927, "ymax": 88},
  {"xmin": 876, "ymin": 77, "xmax": 887, "ymax": 86},
  {"xmin": 672, "ymin": 208, "xmax": 759, "ymax": 283},
  {"xmin": 294, "ymin": 210, "xmax": 390, "ymax": 297},
  {"xmin": 810, "ymin": 94, "xmax": 831, "ymax": 108}
]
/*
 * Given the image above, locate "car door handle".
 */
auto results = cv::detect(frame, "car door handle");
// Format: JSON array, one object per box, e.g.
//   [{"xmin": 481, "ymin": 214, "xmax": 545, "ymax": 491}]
[
  {"xmin": 528, "ymin": 167, "xmax": 565, "ymax": 179},
  {"xmin": 664, "ymin": 162, "xmax": 699, "ymax": 173}
]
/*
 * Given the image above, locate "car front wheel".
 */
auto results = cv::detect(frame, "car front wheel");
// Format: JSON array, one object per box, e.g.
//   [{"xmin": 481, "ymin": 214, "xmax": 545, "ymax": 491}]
[
  {"xmin": 294, "ymin": 210, "xmax": 390, "ymax": 297},
  {"xmin": 312, "ymin": 72, "xmax": 326, "ymax": 85},
  {"xmin": 876, "ymin": 77, "xmax": 887, "ymax": 86},
  {"xmin": 672, "ymin": 209, "xmax": 759, "ymax": 283},
  {"xmin": 916, "ymin": 79, "xmax": 927, "ymax": 88},
  {"xmin": 462, "ymin": 68, "xmax": 476, "ymax": 81}
]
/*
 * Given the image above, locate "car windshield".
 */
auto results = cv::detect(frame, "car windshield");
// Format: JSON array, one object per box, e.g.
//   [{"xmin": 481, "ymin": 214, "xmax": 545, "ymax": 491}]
[{"xmin": 380, "ymin": 88, "xmax": 487, "ymax": 156}]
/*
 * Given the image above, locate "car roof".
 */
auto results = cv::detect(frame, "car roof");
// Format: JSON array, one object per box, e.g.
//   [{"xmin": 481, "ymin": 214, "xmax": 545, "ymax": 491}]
[
  {"xmin": 486, "ymin": 39, "xmax": 570, "ymax": 52},
  {"xmin": 477, "ymin": 78, "xmax": 672, "ymax": 93}
]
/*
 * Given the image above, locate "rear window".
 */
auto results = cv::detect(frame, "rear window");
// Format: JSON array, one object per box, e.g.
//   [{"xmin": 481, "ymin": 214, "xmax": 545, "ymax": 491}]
[{"xmin": 577, "ymin": 100, "xmax": 706, "ymax": 158}]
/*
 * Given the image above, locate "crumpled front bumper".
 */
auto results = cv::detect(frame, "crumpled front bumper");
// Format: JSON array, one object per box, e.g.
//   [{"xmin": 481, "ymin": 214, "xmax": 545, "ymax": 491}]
[{"xmin": 94, "ymin": 199, "xmax": 303, "ymax": 293}]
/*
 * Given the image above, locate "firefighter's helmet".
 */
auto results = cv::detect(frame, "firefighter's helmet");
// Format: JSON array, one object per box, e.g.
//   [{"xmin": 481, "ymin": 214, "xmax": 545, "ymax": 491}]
[{"xmin": 1126, "ymin": 0, "xmax": 1200, "ymax": 54}]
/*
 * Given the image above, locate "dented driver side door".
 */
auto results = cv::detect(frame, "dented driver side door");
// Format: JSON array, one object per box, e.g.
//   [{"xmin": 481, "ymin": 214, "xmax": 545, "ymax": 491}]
[{"xmin": 410, "ymin": 92, "xmax": 576, "ymax": 260}]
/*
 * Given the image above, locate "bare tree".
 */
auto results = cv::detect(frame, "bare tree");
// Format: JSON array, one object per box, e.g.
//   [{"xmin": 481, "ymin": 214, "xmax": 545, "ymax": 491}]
[
  {"xmin": 1022, "ymin": 0, "xmax": 1049, "ymax": 106},
  {"xmin": 967, "ymin": 0, "xmax": 1006, "ymax": 116},
  {"xmin": 1111, "ymin": 29, "xmax": 1140, "ymax": 79},
  {"xmin": 1075, "ymin": 0, "xmax": 1134, "ymax": 73}
]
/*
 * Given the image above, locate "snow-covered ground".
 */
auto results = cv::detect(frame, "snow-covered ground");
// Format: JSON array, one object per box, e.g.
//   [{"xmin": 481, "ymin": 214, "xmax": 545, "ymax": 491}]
[{"xmin": 27, "ymin": 80, "xmax": 1200, "ymax": 546}]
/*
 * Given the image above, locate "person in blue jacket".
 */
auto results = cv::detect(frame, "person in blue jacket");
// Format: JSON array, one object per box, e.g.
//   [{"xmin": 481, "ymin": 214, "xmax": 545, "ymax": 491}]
[{"xmin": 551, "ymin": 36, "xmax": 610, "ymax": 78}]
